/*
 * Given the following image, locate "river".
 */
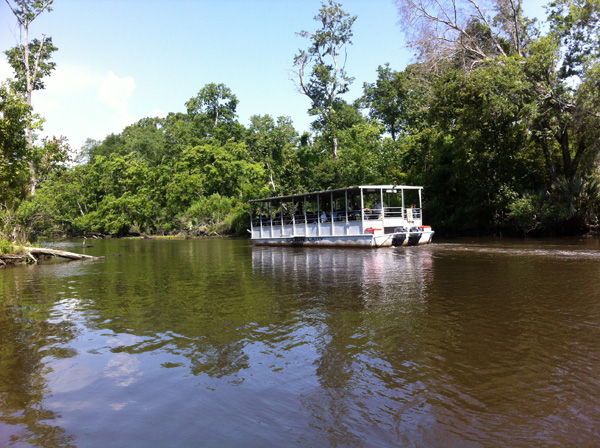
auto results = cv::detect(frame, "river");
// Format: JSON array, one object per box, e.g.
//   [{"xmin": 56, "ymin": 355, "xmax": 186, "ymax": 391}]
[{"xmin": 1, "ymin": 237, "xmax": 599, "ymax": 447}]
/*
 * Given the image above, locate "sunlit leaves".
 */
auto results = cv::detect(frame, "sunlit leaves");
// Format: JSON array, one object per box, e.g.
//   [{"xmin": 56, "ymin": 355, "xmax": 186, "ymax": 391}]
[
  {"xmin": 0, "ymin": 83, "xmax": 30, "ymax": 205},
  {"xmin": 548, "ymin": 0, "xmax": 600, "ymax": 78},
  {"xmin": 4, "ymin": 37, "xmax": 57, "ymax": 92}
]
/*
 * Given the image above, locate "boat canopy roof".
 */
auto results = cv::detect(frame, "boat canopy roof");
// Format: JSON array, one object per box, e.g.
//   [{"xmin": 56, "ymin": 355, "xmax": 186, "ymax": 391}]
[{"xmin": 249, "ymin": 185, "xmax": 423, "ymax": 203}]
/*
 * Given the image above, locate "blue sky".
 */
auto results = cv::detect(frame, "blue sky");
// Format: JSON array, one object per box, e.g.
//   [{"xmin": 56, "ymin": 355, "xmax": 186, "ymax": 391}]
[{"xmin": 1, "ymin": 0, "xmax": 547, "ymax": 151}]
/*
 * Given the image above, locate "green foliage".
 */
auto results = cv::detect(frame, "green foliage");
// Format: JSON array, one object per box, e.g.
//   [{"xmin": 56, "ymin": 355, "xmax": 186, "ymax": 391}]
[
  {"xmin": 548, "ymin": 0, "xmax": 600, "ymax": 78},
  {"xmin": 336, "ymin": 121, "xmax": 385, "ymax": 185},
  {"xmin": 33, "ymin": 136, "xmax": 72, "ymax": 183},
  {"xmin": 508, "ymin": 195, "xmax": 539, "ymax": 234},
  {"xmin": 294, "ymin": 0, "xmax": 356, "ymax": 113},
  {"xmin": 246, "ymin": 114, "xmax": 301, "ymax": 195},
  {"xmin": 6, "ymin": 1, "xmax": 600, "ymax": 240},
  {"xmin": 416, "ymin": 59, "xmax": 547, "ymax": 231},
  {"xmin": 184, "ymin": 83, "xmax": 245, "ymax": 143},
  {"xmin": 16, "ymin": 194, "xmax": 56, "ymax": 237},
  {"xmin": 0, "ymin": 206, "xmax": 20, "ymax": 247},
  {"xmin": 359, "ymin": 64, "xmax": 410, "ymax": 140},
  {"xmin": 0, "ymin": 237, "xmax": 14, "ymax": 255},
  {"xmin": 185, "ymin": 194, "xmax": 235, "ymax": 225},
  {"xmin": 4, "ymin": 37, "xmax": 58, "ymax": 92},
  {"xmin": 182, "ymin": 194, "xmax": 250, "ymax": 236},
  {"xmin": 5, "ymin": 1, "xmax": 54, "ymax": 23},
  {"xmin": 176, "ymin": 141, "xmax": 266, "ymax": 200},
  {"xmin": 4, "ymin": 0, "xmax": 56, "ymax": 197},
  {"xmin": 186, "ymin": 83, "xmax": 238, "ymax": 124},
  {"xmin": 0, "ymin": 83, "xmax": 30, "ymax": 206}
]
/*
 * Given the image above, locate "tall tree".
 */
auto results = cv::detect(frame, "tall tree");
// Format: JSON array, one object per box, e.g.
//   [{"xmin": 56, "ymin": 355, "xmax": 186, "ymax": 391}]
[
  {"xmin": 395, "ymin": 0, "xmax": 600, "ymax": 222},
  {"xmin": 246, "ymin": 115, "xmax": 299, "ymax": 195},
  {"xmin": 359, "ymin": 64, "xmax": 411, "ymax": 141},
  {"xmin": 539, "ymin": 0, "xmax": 600, "ymax": 186},
  {"xmin": 4, "ymin": 0, "xmax": 56, "ymax": 195},
  {"xmin": 186, "ymin": 83, "xmax": 239, "ymax": 128},
  {"xmin": 395, "ymin": 0, "xmax": 532, "ymax": 70},
  {"xmin": 293, "ymin": 0, "xmax": 356, "ymax": 160}
]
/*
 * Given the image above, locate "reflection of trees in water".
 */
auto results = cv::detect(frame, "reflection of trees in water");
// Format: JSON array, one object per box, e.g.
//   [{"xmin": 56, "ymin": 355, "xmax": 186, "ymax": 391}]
[
  {"xmin": 4, "ymin": 241, "xmax": 259, "ymax": 387},
  {"xmin": 0, "ymin": 272, "xmax": 77, "ymax": 448},
  {"xmin": 0, "ymin": 240, "xmax": 440, "ymax": 447},
  {"xmin": 187, "ymin": 340, "xmax": 250, "ymax": 378},
  {"xmin": 84, "ymin": 242, "xmax": 433, "ymax": 383},
  {"xmin": 54, "ymin": 240, "xmax": 264, "ymax": 381}
]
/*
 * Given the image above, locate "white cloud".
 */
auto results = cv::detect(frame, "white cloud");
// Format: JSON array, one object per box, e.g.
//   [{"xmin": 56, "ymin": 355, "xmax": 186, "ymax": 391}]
[
  {"xmin": 104, "ymin": 353, "xmax": 143, "ymax": 387},
  {"xmin": 46, "ymin": 64, "xmax": 102, "ymax": 93},
  {"xmin": 98, "ymin": 71, "xmax": 135, "ymax": 108},
  {"xmin": 1, "ymin": 63, "xmax": 146, "ymax": 149},
  {"xmin": 98, "ymin": 71, "xmax": 136, "ymax": 131}
]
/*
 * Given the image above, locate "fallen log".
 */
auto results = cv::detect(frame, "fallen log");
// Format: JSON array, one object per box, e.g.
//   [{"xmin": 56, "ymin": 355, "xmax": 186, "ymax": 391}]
[
  {"xmin": 22, "ymin": 246, "xmax": 100, "ymax": 260},
  {"xmin": 0, "ymin": 253, "xmax": 28, "ymax": 260}
]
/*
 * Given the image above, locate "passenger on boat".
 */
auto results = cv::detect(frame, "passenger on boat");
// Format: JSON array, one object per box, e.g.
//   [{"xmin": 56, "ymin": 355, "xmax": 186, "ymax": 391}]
[
  {"xmin": 373, "ymin": 201, "xmax": 383, "ymax": 215},
  {"xmin": 364, "ymin": 201, "xmax": 383, "ymax": 219},
  {"xmin": 347, "ymin": 199, "xmax": 361, "ymax": 220}
]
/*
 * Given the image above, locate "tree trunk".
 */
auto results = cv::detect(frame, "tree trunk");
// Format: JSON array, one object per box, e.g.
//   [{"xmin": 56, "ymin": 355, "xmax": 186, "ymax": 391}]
[
  {"xmin": 22, "ymin": 18, "xmax": 37, "ymax": 195},
  {"xmin": 333, "ymin": 136, "xmax": 339, "ymax": 160},
  {"xmin": 22, "ymin": 246, "xmax": 99, "ymax": 260},
  {"xmin": 539, "ymin": 129, "xmax": 559, "ymax": 185},
  {"xmin": 15, "ymin": 8, "xmax": 49, "ymax": 196}
]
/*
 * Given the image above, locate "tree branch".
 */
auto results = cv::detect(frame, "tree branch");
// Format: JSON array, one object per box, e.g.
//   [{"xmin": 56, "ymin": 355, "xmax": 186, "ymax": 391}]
[
  {"xmin": 466, "ymin": 0, "xmax": 507, "ymax": 57},
  {"xmin": 32, "ymin": 33, "xmax": 46, "ymax": 86}
]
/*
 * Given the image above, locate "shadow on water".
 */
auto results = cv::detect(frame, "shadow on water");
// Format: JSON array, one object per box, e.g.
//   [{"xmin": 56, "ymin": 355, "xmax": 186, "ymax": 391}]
[{"xmin": 1, "ymin": 237, "xmax": 599, "ymax": 447}]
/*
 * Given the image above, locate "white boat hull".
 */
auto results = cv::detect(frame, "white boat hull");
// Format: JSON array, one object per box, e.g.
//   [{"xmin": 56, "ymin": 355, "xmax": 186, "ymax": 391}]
[{"xmin": 253, "ymin": 230, "xmax": 434, "ymax": 248}]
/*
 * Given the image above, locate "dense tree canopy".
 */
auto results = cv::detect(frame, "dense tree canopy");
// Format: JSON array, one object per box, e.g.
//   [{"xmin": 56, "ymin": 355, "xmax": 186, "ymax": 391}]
[
  {"xmin": 390, "ymin": 0, "xmax": 600, "ymax": 233},
  {"xmin": 2, "ymin": 0, "xmax": 600, "ymax": 243}
]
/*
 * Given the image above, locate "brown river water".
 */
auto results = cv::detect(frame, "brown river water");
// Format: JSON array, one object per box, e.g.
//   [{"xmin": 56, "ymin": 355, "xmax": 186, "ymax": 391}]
[{"xmin": 1, "ymin": 237, "xmax": 599, "ymax": 447}]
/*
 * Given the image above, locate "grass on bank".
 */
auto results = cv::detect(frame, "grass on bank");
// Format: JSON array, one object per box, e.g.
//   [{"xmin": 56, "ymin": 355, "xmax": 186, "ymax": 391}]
[{"xmin": 0, "ymin": 237, "xmax": 16, "ymax": 255}]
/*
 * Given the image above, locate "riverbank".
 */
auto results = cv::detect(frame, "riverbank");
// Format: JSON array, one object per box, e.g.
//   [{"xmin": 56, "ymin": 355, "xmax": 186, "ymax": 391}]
[{"xmin": 0, "ymin": 232, "xmax": 224, "ymax": 268}]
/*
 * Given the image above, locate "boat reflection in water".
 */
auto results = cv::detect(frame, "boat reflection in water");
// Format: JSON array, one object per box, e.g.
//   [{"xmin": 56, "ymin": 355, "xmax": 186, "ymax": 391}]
[
  {"xmin": 251, "ymin": 245, "xmax": 445, "ymax": 446},
  {"xmin": 252, "ymin": 244, "xmax": 435, "ymax": 308}
]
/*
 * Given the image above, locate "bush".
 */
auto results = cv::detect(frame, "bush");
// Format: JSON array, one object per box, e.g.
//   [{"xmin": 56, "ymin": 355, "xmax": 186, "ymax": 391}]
[
  {"xmin": 16, "ymin": 196, "xmax": 59, "ymax": 238},
  {"xmin": 0, "ymin": 237, "xmax": 14, "ymax": 254},
  {"xmin": 508, "ymin": 195, "xmax": 539, "ymax": 234},
  {"xmin": 183, "ymin": 194, "xmax": 238, "ymax": 234}
]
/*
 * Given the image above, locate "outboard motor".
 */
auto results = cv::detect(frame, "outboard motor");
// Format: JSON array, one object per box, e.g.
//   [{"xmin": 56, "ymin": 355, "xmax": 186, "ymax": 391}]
[
  {"xmin": 407, "ymin": 227, "xmax": 422, "ymax": 246},
  {"xmin": 392, "ymin": 227, "xmax": 407, "ymax": 247}
]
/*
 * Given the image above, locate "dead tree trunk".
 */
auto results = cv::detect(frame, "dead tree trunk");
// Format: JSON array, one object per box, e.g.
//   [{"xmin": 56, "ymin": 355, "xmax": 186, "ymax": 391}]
[{"xmin": 22, "ymin": 246, "xmax": 99, "ymax": 260}]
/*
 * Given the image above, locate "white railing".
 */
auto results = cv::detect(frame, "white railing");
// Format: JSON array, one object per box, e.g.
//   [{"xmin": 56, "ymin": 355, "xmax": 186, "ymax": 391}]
[{"xmin": 252, "ymin": 207, "xmax": 424, "ymax": 238}]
